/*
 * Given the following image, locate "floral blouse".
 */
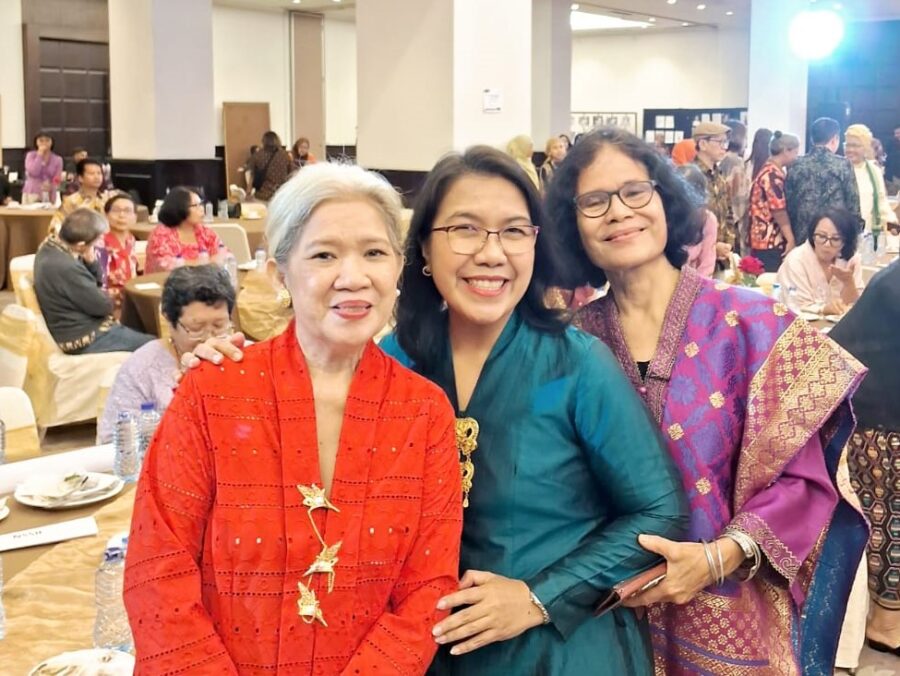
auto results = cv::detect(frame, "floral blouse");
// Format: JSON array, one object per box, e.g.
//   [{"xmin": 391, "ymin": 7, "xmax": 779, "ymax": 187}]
[{"xmin": 145, "ymin": 224, "xmax": 223, "ymax": 273}]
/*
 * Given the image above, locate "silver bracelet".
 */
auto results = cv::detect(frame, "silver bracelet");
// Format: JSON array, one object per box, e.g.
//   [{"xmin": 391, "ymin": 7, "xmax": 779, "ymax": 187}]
[
  {"xmin": 714, "ymin": 540, "xmax": 726, "ymax": 586},
  {"xmin": 722, "ymin": 529, "xmax": 762, "ymax": 581},
  {"xmin": 528, "ymin": 589, "xmax": 551, "ymax": 625},
  {"xmin": 702, "ymin": 540, "xmax": 719, "ymax": 586}
]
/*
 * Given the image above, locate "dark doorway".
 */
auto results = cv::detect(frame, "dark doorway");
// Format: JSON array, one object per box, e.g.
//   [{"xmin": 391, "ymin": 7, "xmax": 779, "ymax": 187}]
[{"xmin": 37, "ymin": 38, "xmax": 110, "ymax": 159}]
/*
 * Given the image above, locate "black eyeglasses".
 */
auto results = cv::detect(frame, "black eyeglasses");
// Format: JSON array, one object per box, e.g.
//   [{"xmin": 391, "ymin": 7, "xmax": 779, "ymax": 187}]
[
  {"xmin": 813, "ymin": 232, "xmax": 844, "ymax": 247},
  {"xmin": 431, "ymin": 224, "xmax": 540, "ymax": 255},
  {"xmin": 573, "ymin": 180, "xmax": 658, "ymax": 218}
]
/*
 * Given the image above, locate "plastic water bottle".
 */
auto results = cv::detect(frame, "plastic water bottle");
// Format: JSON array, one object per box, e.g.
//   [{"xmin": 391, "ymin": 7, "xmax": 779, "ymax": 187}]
[
  {"xmin": 0, "ymin": 418, "xmax": 5, "ymax": 465},
  {"xmin": 218, "ymin": 199, "xmax": 229, "ymax": 219},
  {"xmin": 861, "ymin": 232, "xmax": 876, "ymax": 265},
  {"xmin": 113, "ymin": 411, "xmax": 141, "ymax": 483},
  {"xmin": 93, "ymin": 544, "xmax": 132, "ymax": 652},
  {"xmin": 0, "ymin": 555, "xmax": 7, "ymax": 640},
  {"xmin": 876, "ymin": 229, "xmax": 887, "ymax": 255},
  {"xmin": 224, "ymin": 251, "xmax": 238, "ymax": 289},
  {"xmin": 173, "ymin": 255, "xmax": 185, "ymax": 269},
  {"xmin": 204, "ymin": 202, "xmax": 214, "ymax": 223},
  {"xmin": 784, "ymin": 286, "xmax": 800, "ymax": 314},
  {"xmin": 197, "ymin": 248, "xmax": 210, "ymax": 265},
  {"xmin": 137, "ymin": 402, "xmax": 160, "ymax": 462},
  {"xmin": 254, "ymin": 247, "xmax": 267, "ymax": 270}
]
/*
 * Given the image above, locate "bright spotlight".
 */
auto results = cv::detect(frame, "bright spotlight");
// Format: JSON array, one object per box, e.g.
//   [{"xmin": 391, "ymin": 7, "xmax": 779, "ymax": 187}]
[{"xmin": 789, "ymin": 10, "xmax": 844, "ymax": 60}]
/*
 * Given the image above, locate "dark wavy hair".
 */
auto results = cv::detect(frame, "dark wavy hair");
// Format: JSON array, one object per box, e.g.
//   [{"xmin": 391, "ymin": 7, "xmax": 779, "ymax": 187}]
[
  {"xmin": 545, "ymin": 127, "xmax": 704, "ymax": 289},
  {"xmin": 395, "ymin": 145, "xmax": 568, "ymax": 369},
  {"xmin": 158, "ymin": 186, "xmax": 199, "ymax": 227},
  {"xmin": 809, "ymin": 207, "xmax": 861, "ymax": 261}
]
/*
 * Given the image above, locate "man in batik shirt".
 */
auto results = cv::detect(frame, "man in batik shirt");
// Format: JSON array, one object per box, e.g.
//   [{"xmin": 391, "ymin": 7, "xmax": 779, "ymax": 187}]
[
  {"xmin": 785, "ymin": 117, "xmax": 861, "ymax": 242},
  {"xmin": 693, "ymin": 121, "xmax": 737, "ymax": 260}
]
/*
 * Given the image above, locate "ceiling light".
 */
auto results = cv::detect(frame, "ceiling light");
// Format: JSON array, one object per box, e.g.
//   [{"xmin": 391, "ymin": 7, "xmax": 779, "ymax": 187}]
[
  {"xmin": 571, "ymin": 3, "xmax": 579, "ymax": 9},
  {"xmin": 726, "ymin": 11, "xmax": 734, "ymax": 15},
  {"xmin": 682, "ymin": 22, "xmax": 690, "ymax": 26},
  {"xmin": 570, "ymin": 11, "xmax": 653, "ymax": 31},
  {"xmin": 697, "ymin": 3, "xmax": 706, "ymax": 9},
  {"xmin": 668, "ymin": 0, "xmax": 677, "ymax": 4},
  {"xmin": 790, "ymin": 9, "xmax": 844, "ymax": 59}
]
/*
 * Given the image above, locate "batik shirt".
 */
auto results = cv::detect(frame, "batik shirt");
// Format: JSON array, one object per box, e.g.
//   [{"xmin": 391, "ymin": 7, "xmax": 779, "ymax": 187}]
[
  {"xmin": 695, "ymin": 157, "xmax": 736, "ymax": 248},
  {"xmin": 785, "ymin": 146, "xmax": 861, "ymax": 242}
]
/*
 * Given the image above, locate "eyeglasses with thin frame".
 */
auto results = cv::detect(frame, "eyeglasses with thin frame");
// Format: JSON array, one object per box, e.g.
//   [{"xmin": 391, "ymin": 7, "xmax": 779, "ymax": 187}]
[
  {"xmin": 812, "ymin": 232, "xmax": 844, "ymax": 247},
  {"xmin": 701, "ymin": 136, "xmax": 730, "ymax": 148},
  {"xmin": 431, "ymin": 224, "xmax": 540, "ymax": 256},
  {"xmin": 573, "ymin": 180, "xmax": 658, "ymax": 218},
  {"xmin": 176, "ymin": 320, "xmax": 233, "ymax": 341}
]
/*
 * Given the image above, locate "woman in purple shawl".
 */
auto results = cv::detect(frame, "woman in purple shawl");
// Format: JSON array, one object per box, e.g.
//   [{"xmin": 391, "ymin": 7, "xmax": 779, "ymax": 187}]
[{"xmin": 545, "ymin": 127, "xmax": 868, "ymax": 675}]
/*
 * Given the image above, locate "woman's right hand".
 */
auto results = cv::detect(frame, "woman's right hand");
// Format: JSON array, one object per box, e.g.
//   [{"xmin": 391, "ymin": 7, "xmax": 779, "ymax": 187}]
[
  {"xmin": 822, "ymin": 300, "xmax": 848, "ymax": 316},
  {"xmin": 179, "ymin": 333, "xmax": 246, "ymax": 371}
]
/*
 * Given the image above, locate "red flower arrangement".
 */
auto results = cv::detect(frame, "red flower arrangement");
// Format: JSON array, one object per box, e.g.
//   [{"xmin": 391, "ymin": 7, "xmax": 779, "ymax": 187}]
[{"xmin": 737, "ymin": 255, "xmax": 765, "ymax": 286}]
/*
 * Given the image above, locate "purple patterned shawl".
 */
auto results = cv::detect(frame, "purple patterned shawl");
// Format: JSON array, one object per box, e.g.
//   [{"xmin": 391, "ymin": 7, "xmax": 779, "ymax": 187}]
[{"xmin": 578, "ymin": 266, "xmax": 867, "ymax": 675}]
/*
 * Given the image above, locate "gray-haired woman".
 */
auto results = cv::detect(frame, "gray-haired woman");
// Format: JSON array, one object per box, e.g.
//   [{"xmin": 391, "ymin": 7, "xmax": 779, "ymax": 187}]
[{"xmin": 123, "ymin": 163, "xmax": 462, "ymax": 675}]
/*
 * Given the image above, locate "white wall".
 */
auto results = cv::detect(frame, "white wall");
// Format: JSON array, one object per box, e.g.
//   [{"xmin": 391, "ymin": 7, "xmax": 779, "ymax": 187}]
[
  {"xmin": 109, "ymin": 0, "xmax": 156, "ymax": 159},
  {"xmin": 356, "ymin": 0, "xmax": 454, "ymax": 171},
  {"xmin": 324, "ymin": 18, "xmax": 357, "ymax": 147},
  {"xmin": 0, "ymin": 0, "xmax": 26, "ymax": 150},
  {"xmin": 212, "ymin": 6, "xmax": 291, "ymax": 147},
  {"xmin": 572, "ymin": 27, "xmax": 750, "ymax": 131},
  {"xmin": 452, "ymin": 0, "xmax": 532, "ymax": 149}
]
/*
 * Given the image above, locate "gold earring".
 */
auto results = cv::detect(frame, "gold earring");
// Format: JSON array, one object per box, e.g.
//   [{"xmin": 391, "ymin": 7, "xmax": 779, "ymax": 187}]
[
  {"xmin": 422, "ymin": 264, "xmax": 432, "ymax": 277},
  {"xmin": 277, "ymin": 287, "xmax": 292, "ymax": 308}
]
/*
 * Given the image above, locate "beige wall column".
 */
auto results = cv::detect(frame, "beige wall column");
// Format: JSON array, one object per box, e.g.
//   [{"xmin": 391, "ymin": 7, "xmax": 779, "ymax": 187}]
[
  {"xmin": 356, "ymin": 0, "xmax": 534, "ymax": 171},
  {"xmin": 747, "ymin": 0, "xmax": 808, "ymax": 149},
  {"xmin": 108, "ymin": 0, "xmax": 216, "ymax": 159},
  {"xmin": 532, "ymin": 0, "xmax": 571, "ymax": 146}
]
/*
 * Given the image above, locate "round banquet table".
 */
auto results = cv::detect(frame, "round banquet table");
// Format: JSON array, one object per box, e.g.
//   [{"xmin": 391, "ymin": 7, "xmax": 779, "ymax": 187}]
[
  {"xmin": 0, "ymin": 206, "xmax": 55, "ymax": 289},
  {"xmin": 120, "ymin": 269, "xmax": 246, "ymax": 337},
  {"xmin": 131, "ymin": 216, "xmax": 267, "ymax": 253}
]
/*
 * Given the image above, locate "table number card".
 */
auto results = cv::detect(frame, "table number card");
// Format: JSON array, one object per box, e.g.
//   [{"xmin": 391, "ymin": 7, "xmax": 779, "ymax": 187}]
[{"xmin": 0, "ymin": 516, "xmax": 98, "ymax": 552}]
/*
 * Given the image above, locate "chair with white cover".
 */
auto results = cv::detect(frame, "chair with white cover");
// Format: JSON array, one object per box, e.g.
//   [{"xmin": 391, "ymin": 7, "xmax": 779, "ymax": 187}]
[
  {"xmin": 211, "ymin": 223, "xmax": 252, "ymax": 264},
  {"xmin": 3, "ymin": 282, "xmax": 131, "ymax": 428},
  {"xmin": 0, "ymin": 386, "xmax": 41, "ymax": 461},
  {"xmin": 9, "ymin": 253, "xmax": 36, "ymax": 307},
  {"xmin": 0, "ymin": 304, "xmax": 35, "ymax": 388}
]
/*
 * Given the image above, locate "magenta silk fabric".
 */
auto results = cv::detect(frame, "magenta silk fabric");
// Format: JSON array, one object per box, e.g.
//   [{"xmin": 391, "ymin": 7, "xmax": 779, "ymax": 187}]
[{"xmin": 578, "ymin": 267, "xmax": 866, "ymax": 675}]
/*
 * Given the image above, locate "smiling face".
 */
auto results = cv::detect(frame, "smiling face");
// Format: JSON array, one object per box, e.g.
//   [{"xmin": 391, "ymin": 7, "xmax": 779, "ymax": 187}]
[
  {"xmin": 575, "ymin": 145, "xmax": 668, "ymax": 274},
  {"xmin": 281, "ymin": 198, "xmax": 402, "ymax": 355},
  {"xmin": 424, "ymin": 174, "xmax": 535, "ymax": 332},
  {"xmin": 843, "ymin": 136, "xmax": 868, "ymax": 165}
]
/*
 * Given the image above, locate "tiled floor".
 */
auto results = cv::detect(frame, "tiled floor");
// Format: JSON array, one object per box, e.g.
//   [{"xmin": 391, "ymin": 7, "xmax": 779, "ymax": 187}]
[{"xmin": 847, "ymin": 645, "xmax": 900, "ymax": 674}]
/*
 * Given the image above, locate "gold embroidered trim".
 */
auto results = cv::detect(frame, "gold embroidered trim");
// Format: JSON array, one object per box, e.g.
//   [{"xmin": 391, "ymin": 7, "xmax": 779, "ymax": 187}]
[{"xmin": 729, "ymin": 513, "xmax": 801, "ymax": 582}]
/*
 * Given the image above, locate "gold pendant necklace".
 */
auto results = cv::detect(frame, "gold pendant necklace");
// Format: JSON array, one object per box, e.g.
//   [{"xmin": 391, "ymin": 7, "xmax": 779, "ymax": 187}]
[{"xmin": 455, "ymin": 418, "xmax": 479, "ymax": 508}]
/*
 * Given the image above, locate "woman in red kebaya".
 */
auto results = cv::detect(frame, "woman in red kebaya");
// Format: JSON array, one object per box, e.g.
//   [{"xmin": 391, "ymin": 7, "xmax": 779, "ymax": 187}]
[{"xmin": 124, "ymin": 163, "xmax": 462, "ymax": 675}]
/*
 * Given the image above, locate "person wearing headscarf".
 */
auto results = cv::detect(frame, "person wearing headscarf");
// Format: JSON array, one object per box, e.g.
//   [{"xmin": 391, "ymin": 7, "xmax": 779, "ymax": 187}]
[
  {"xmin": 505, "ymin": 135, "xmax": 541, "ymax": 191},
  {"xmin": 843, "ymin": 124, "xmax": 899, "ymax": 241}
]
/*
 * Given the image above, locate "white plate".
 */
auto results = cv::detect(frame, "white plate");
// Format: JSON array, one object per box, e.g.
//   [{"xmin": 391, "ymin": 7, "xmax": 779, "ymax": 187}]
[
  {"xmin": 823, "ymin": 314, "xmax": 844, "ymax": 323},
  {"xmin": 0, "ymin": 504, "xmax": 9, "ymax": 522},
  {"xmin": 28, "ymin": 648, "xmax": 134, "ymax": 676},
  {"xmin": 15, "ymin": 474, "xmax": 125, "ymax": 510}
]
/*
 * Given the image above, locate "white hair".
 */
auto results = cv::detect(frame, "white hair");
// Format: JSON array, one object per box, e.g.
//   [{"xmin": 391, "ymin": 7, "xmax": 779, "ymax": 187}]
[{"xmin": 266, "ymin": 162, "xmax": 404, "ymax": 266}]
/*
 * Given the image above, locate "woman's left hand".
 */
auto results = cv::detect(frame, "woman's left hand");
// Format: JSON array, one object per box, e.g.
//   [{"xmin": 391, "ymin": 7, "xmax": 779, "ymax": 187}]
[
  {"xmin": 432, "ymin": 570, "xmax": 544, "ymax": 656},
  {"xmin": 622, "ymin": 535, "xmax": 744, "ymax": 607},
  {"xmin": 830, "ymin": 263, "xmax": 855, "ymax": 285}
]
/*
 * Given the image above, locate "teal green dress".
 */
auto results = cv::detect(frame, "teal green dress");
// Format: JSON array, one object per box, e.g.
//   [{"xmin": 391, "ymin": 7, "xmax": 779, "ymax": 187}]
[{"xmin": 380, "ymin": 313, "xmax": 689, "ymax": 675}]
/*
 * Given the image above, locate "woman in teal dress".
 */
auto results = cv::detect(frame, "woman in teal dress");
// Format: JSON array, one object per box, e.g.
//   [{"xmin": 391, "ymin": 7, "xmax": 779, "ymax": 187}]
[
  {"xmin": 184, "ymin": 147, "xmax": 688, "ymax": 674},
  {"xmin": 381, "ymin": 146, "xmax": 689, "ymax": 674}
]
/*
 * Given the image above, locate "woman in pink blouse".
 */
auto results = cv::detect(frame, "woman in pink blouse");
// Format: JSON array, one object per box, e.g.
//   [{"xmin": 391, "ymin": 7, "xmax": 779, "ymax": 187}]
[
  {"xmin": 145, "ymin": 187, "xmax": 223, "ymax": 273},
  {"xmin": 23, "ymin": 132, "xmax": 63, "ymax": 203}
]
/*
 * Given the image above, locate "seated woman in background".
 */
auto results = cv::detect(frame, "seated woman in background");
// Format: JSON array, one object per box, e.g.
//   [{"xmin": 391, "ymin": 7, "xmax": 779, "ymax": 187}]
[
  {"xmin": 124, "ymin": 162, "xmax": 462, "ymax": 674},
  {"xmin": 291, "ymin": 136, "xmax": 318, "ymax": 169},
  {"xmin": 97, "ymin": 264, "xmax": 234, "ymax": 443},
  {"xmin": 145, "ymin": 186, "xmax": 223, "ymax": 273},
  {"xmin": 776, "ymin": 207, "xmax": 863, "ymax": 315},
  {"xmin": 675, "ymin": 163, "xmax": 718, "ymax": 277},
  {"xmin": 101, "ymin": 192, "xmax": 141, "ymax": 317}
]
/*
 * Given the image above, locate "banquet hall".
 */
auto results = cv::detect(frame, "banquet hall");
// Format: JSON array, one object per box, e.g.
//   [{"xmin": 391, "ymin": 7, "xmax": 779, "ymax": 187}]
[{"xmin": 1, "ymin": 0, "xmax": 900, "ymax": 674}]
